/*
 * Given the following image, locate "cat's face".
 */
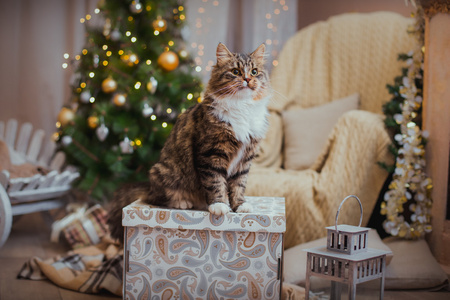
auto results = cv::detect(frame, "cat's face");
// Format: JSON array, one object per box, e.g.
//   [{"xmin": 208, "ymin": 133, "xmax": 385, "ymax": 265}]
[{"xmin": 207, "ymin": 43, "xmax": 270, "ymax": 101}]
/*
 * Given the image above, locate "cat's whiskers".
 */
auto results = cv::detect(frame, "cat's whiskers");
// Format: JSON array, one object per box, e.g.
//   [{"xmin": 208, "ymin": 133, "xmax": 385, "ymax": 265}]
[
  {"xmin": 270, "ymin": 88, "xmax": 288, "ymax": 99},
  {"xmin": 216, "ymin": 88, "xmax": 239, "ymax": 100},
  {"xmin": 216, "ymin": 87, "xmax": 239, "ymax": 101},
  {"xmin": 231, "ymin": 88, "xmax": 241, "ymax": 101},
  {"xmin": 205, "ymin": 83, "xmax": 241, "ymax": 98},
  {"xmin": 269, "ymin": 88, "xmax": 288, "ymax": 105},
  {"xmin": 213, "ymin": 85, "xmax": 244, "ymax": 100}
]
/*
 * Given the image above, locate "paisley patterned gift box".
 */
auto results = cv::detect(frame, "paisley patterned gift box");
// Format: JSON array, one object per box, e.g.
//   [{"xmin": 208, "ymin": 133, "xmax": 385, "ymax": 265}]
[{"xmin": 122, "ymin": 196, "xmax": 286, "ymax": 300}]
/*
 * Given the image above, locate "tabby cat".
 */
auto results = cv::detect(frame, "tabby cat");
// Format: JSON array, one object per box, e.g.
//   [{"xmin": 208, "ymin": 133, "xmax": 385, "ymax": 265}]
[{"xmin": 108, "ymin": 43, "xmax": 271, "ymax": 242}]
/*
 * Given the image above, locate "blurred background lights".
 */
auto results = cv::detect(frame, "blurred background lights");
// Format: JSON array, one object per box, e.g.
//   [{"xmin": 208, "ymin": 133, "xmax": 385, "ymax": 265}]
[{"xmin": 189, "ymin": 0, "xmax": 288, "ymax": 79}]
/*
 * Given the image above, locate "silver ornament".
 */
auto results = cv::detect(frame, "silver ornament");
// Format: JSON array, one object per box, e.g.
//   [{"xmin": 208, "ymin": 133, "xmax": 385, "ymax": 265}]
[
  {"xmin": 96, "ymin": 123, "xmax": 109, "ymax": 141},
  {"xmin": 61, "ymin": 135, "xmax": 73, "ymax": 146},
  {"xmin": 148, "ymin": 76, "xmax": 158, "ymax": 94},
  {"xmin": 142, "ymin": 103, "xmax": 154, "ymax": 117},
  {"xmin": 120, "ymin": 136, "xmax": 134, "ymax": 154},
  {"xmin": 93, "ymin": 54, "xmax": 99, "ymax": 68},
  {"xmin": 110, "ymin": 28, "xmax": 121, "ymax": 41},
  {"xmin": 80, "ymin": 91, "xmax": 91, "ymax": 103}
]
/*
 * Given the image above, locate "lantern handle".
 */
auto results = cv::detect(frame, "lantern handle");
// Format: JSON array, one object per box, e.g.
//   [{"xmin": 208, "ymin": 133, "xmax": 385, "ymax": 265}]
[{"xmin": 335, "ymin": 195, "xmax": 363, "ymax": 233}]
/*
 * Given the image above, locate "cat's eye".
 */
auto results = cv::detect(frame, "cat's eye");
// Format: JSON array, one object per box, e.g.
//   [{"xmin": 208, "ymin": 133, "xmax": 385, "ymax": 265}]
[
  {"xmin": 231, "ymin": 69, "xmax": 241, "ymax": 76},
  {"xmin": 251, "ymin": 68, "xmax": 258, "ymax": 76}
]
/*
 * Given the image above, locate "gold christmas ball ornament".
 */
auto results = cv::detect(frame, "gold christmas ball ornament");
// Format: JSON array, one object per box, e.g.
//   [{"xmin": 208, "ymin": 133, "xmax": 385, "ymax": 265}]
[
  {"xmin": 157, "ymin": 51, "xmax": 179, "ymax": 72},
  {"xmin": 152, "ymin": 17, "xmax": 167, "ymax": 32},
  {"xmin": 101, "ymin": 77, "xmax": 117, "ymax": 93},
  {"xmin": 87, "ymin": 116, "xmax": 99, "ymax": 129},
  {"xmin": 113, "ymin": 93, "xmax": 127, "ymax": 106},
  {"xmin": 57, "ymin": 107, "xmax": 75, "ymax": 127}
]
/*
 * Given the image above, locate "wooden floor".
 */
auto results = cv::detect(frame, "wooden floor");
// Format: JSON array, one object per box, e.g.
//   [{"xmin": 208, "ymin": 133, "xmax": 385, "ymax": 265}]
[
  {"xmin": 0, "ymin": 212, "xmax": 118, "ymax": 300},
  {"xmin": 0, "ymin": 211, "xmax": 449, "ymax": 300}
]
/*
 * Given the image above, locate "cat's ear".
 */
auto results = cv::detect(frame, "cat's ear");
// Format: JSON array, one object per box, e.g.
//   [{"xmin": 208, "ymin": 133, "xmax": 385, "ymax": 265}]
[
  {"xmin": 251, "ymin": 43, "xmax": 266, "ymax": 65},
  {"xmin": 216, "ymin": 43, "xmax": 233, "ymax": 66}
]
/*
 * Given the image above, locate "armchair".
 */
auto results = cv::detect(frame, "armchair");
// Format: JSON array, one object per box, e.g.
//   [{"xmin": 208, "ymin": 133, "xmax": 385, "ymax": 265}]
[{"xmin": 246, "ymin": 12, "xmax": 416, "ymax": 249}]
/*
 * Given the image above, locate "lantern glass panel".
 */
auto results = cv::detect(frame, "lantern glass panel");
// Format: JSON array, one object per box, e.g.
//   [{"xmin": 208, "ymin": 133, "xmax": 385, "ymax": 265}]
[{"xmin": 308, "ymin": 277, "xmax": 382, "ymax": 300}]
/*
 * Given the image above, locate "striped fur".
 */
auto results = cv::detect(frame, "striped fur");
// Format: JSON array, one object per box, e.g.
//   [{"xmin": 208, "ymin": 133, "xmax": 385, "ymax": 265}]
[{"xmin": 108, "ymin": 43, "xmax": 271, "ymax": 243}]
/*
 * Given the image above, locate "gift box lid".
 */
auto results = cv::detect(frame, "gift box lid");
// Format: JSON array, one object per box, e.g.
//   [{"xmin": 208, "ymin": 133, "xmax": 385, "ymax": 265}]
[{"xmin": 122, "ymin": 196, "xmax": 285, "ymax": 233}]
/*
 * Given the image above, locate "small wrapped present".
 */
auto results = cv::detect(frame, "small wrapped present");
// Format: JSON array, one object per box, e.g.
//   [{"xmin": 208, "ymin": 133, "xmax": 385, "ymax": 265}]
[{"xmin": 51, "ymin": 204, "xmax": 109, "ymax": 249}]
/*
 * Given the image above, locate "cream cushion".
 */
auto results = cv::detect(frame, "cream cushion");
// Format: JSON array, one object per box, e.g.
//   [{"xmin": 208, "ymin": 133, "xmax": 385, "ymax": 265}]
[
  {"xmin": 282, "ymin": 93, "xmax": 360, "ymax": 170},
  {"xmin": 283, "ymin": 229, "xmax": 392, "ymax": 286},
  {"xmin": 383, "ymin": 238, "xmax": 448, "ymax": 290}
]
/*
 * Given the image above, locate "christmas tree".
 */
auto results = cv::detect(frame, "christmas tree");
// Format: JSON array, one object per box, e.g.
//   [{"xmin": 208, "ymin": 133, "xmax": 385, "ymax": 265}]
[{"xmin": 56, "ymin": 0, "xmax": 202, "ymax": 201}]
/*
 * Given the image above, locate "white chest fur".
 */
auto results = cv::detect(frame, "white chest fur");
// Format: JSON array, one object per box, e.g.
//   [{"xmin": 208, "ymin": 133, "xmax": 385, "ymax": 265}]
[{"xmin": 211, "ymin": 96, "xmax": 270, "ymax": 144}]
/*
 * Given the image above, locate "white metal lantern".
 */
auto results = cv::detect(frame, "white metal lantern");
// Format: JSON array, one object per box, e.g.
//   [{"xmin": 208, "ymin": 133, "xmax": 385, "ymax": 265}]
[{"xmin": 304, "ymin": 195, "xmax": 391, "ymax": 300}]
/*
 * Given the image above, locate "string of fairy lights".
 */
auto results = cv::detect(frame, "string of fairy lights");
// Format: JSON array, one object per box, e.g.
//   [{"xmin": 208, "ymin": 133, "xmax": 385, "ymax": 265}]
[{"xmin": 185, "ymin": 0, "xmax": 291, "ymax": 80}]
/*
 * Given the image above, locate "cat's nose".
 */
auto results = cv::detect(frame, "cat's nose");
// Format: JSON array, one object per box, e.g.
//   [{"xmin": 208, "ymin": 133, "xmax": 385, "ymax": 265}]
[{"xmin": 243, "ymin": 77, "xmax": 251, "ymax": 83}]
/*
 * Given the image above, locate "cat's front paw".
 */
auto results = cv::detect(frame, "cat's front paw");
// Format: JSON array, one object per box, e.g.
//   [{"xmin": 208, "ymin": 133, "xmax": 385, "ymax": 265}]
[
  {"xmin": 208, "ymin": 203, "xmax": 231, "ymax": 216},
  {"xmin": 236, "ymin": 202, "xmax": 253, "ymax": 213},
  {"xmin": 171, "ymin": 199, "xmax": 194, "ymax": 210}
]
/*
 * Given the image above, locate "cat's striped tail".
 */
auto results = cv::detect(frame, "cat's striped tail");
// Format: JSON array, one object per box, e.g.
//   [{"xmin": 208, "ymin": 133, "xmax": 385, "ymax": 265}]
[{"xmin": 107, "ymin": 181, "xmax": 152, "ymax": 244}]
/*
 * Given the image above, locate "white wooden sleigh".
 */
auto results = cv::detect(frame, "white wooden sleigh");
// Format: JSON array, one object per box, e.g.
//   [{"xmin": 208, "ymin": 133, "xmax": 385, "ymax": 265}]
[{"xmin": 0, "ymin": 119, "xmax": 79, "ymax": 248}]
